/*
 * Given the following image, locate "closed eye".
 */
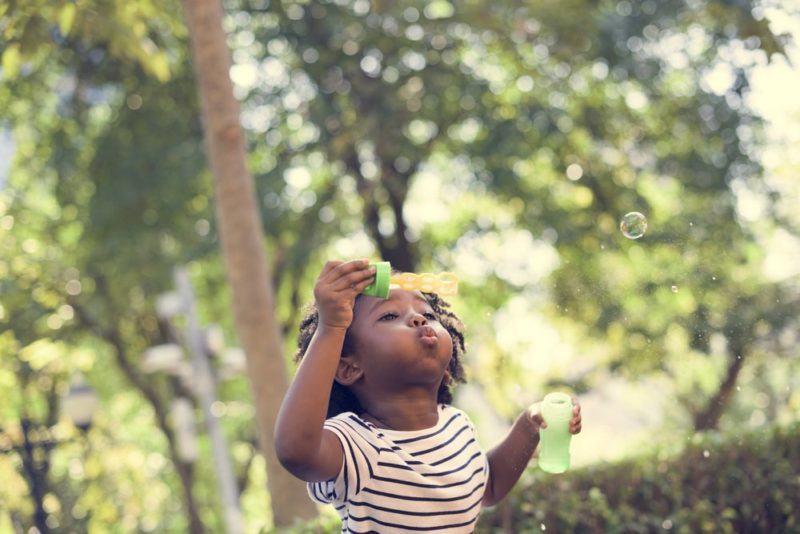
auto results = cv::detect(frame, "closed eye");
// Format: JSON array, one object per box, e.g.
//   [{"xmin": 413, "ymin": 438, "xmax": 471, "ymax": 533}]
[{"xmin": 423, "ymin": 312, "xmax": 438, "ymax": 321}]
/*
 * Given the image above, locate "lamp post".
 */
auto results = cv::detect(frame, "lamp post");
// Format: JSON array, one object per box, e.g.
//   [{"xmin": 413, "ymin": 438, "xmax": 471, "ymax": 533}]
[
  {"xmin": 2, "ymin": 379, "xmax": 98, "ymax": 533},
  {"xmin": 145, "ymin": 266, "xmax": 243, "ymax": 534}
]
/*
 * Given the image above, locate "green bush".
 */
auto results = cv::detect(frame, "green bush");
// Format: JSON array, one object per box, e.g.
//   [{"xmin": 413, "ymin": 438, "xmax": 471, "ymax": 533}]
[{"xmin": 477, "ymin": 423, "xmax": 800, "ymax": 534}]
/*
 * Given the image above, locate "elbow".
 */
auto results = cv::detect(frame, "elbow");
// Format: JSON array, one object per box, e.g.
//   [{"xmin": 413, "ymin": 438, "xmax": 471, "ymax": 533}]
[
  {"xmin": 275, "ymin": 435, "xmax": 304, "ymax": 472},
  {"xmin": 274, "ymin": 432, "xmax": 316, "ymax": 477},
  {"xmin": 274, "ymin": 438, "xmax": 293, "ymax": 469}
]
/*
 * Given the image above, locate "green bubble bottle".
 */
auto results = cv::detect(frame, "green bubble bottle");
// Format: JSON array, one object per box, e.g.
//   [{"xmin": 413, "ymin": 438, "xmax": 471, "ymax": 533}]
[
  {"xmin": 538, "ymin": 392, "xmax": 573, "ymax": 474},
  {"xmin": 362, "ymin": 261, "xmax": 458, "ymax": 299}
]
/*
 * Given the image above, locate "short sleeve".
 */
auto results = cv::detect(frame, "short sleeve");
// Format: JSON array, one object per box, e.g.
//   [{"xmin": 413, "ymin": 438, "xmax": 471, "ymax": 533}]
[{"xmin": 307, "ymin": 415, "xmax": 381, "ymax": 505}]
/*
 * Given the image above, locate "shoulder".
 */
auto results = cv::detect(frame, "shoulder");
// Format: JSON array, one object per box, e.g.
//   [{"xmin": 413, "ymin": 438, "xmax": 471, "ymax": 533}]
[
  {"xmin": 439, "ymin": 404, "xmax": 480, "ymax": 436},
  {"xmin": 326, "ymin": 411, "xmax": 370, "ymax": 429},
  {"xmin": 324, "ymin": 412, "xmax": 381, "ymax": 442},
  {"xmin": 439, "ymin": 404, "xmax": 474, "ymax": 425}
]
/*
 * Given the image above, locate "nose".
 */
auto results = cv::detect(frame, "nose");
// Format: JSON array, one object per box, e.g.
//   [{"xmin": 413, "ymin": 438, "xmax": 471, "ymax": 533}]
[{"xmin": 410, "ymin": 313, "xmax": 428, "ymax": 327}]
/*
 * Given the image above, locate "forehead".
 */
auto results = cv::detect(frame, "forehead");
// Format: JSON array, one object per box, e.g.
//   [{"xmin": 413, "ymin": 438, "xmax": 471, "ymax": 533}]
[{"xmin": 353, "ymin": 289, "xmax": 432, "ymax": 317}]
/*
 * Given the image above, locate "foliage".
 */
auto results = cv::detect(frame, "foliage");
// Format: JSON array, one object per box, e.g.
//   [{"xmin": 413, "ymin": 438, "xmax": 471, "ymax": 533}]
[
  {"xmin": 477, "ymin": 423, "xmax": 800, "ymax": 533},
  {"xmin": 0, "ymin": 0, "xmax": 182, "ymax": 81},
  {"xmin": 279, "ymin": 423, "xmax": 800, "ymax": 533},
  {"xmin": 1, "ymin": 0, "xmax": 799, "ymax": 530}
]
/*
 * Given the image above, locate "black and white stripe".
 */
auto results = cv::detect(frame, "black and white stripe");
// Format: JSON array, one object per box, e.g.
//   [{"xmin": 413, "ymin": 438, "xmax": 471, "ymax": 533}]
[{"xmin": 308, "ymin": 405, "xmax": 489, "ymax": 533}]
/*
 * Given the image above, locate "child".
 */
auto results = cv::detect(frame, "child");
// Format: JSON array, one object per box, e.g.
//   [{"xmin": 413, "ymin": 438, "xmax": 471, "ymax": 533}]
[{"xmin": 275, "ymin": 259, "xmax": 582, "ymax": 533}]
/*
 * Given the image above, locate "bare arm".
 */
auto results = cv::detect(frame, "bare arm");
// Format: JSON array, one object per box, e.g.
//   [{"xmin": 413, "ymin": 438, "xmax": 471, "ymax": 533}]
[
  {"xmin": 482, "ymin": 400, "xmax": 582, "ymax": 506},
  {"xmin": 274, "ymin": 259, "xmax": 375, "ymax": 482},
  {"xmin": 481, "ymin": 410, "xmax": 540, "ymax": 507}
]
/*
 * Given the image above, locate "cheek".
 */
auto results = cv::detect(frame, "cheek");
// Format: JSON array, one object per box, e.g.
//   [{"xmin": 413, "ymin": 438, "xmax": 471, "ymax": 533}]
[{"xmin": 437, "ymin": 327, "xmax": 454, "ymax": 351}]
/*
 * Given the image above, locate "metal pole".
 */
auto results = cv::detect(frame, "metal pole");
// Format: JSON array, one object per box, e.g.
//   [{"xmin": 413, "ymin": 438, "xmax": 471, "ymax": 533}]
[
  {"xmin": 20, "ymin": 419, "xmax": 49, "ymax": 533},
  {"xmin": 174, "ymin": 267, "xmax": 243, "ymax": 534}
]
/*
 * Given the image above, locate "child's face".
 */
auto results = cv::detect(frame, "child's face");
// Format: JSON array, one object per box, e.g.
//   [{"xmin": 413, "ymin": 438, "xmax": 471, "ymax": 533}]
[{"xmin": 346, "ymin": 289, "xmax": 453, "ymax": 392}]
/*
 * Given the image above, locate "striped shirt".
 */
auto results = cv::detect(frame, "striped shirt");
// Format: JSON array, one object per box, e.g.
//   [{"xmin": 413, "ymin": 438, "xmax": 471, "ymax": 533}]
[{"xmin": 308, "ymin": 405, "xmax": 489, "ymax": 533}]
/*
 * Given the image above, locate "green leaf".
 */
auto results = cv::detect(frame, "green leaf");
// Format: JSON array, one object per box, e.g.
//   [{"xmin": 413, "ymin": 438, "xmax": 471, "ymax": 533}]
[
  {"xmin": 59, "ymin": 3, "xmax": 77, "ymax": 36},
  {"xmin": 424, "ymin": 0, "xmax": 455, "ymax": 19},
  {"xmin": 146, "ymin": 51, "xmax": 171, "ymax": 82},
  {"xmin": 1, "ymin": 43, "xmax": 21, "ymax": 79}
]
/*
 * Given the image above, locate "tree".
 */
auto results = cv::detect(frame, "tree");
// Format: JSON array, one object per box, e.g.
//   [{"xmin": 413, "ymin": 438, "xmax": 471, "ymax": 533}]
[
  {"xmin": 181, "ymin": 0, "xmax": 316, "ymax": 526},
  {"xmin": 1, "ymin": 0, "xmax": 309, "ymax": 529},
  {"xmin": 234, "ymin": 0, "xmax": 796, "ymax": 434},
  {"xmin": 2, "ymin": 0, "xmax": 797, "ymax": 530}
]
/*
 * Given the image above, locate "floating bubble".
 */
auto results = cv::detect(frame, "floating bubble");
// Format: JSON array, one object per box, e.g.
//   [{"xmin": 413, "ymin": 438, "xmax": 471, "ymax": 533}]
[
  {"xmin": 671, "ymin": 285, "xmax": 678, "ymax": 293},
  {"xmin": 620, "ymin": 211, "xmax": 648, "ymax": 239}
]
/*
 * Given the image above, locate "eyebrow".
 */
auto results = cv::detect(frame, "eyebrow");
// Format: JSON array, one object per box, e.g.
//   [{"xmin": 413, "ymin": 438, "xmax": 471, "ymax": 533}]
[{"xmin": 370, "ymin": 293, "xmax": 432, "ymax": 315}]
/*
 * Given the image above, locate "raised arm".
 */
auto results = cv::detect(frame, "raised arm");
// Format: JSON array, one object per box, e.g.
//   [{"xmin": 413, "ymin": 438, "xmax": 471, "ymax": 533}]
[{"xmin": 274, "ymin": 259, "xmax": 375, "ymax": 482}]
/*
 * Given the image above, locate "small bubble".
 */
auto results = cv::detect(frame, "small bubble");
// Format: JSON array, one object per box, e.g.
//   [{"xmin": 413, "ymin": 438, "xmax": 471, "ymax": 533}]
[
  {"xmin": 540, "ymin": 524, "xmax": 546, "ymax": 531},
  {"xmin": 671, "ymin": 285, "xmax": 678, "ymax": 293},
  {"xmin": 712, "ymin": 276, "xmax": 716, "ymax": 281},
  {"xmin": 620, "ymin": 211, "xmax": 647, "ymax": 239},
  {"xmin": 662, "ymin": 519, "xmax": 673, "ymax": 530},
  {"xmin": 703, "ymin": 449, "xmax": 710, "ymax": 458}
]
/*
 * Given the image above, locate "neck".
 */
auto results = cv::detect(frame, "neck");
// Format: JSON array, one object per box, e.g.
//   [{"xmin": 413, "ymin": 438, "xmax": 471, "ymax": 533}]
[{"xmin": 359, "ymin": 390, "xmax": 440, "ymax": 431}]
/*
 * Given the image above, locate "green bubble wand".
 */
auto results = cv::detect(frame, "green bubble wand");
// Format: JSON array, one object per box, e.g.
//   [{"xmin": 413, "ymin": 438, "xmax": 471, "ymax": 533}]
[{"xmin": 362, "ymin": 261, "xmax": 458, "ymax": 299}]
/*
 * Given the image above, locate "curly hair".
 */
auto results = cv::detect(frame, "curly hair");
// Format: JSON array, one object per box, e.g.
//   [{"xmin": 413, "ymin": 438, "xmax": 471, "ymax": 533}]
[{"xmin": 294, "ymin": 292, "xmax": 467, "ymax": 418}]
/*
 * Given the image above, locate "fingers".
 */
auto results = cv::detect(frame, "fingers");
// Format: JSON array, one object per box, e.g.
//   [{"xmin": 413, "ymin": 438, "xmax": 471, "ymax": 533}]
[
  {"xmin": 330, "ymin": 262, "xmax": 376, "ymax": 292},
  {"xmin": 351, "ymin": 272, "xmax": 377, "ymax": 293},
  {"xmin": 320, "ymin": 260, "xmax": 344, "ymax": 277},
  {"xmin": 526, "ymin": 403, "xmax": 547, "ymax": 430},
  {"xmin": 571, "ymin": 397, "xmax": 582, "ymax": 434},
  {"xmin": 320, "ymin": 258, "xmax": 367, "ymax": 280},
  {"xmin": 320, "ymin": 259, "xmax": 374, "ymax": 290}
]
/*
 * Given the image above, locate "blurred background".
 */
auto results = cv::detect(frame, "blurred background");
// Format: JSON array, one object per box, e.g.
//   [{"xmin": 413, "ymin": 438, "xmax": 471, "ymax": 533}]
[{"xmin": 1, "ymin": 0, "xmax": 798, "ymax": 532}]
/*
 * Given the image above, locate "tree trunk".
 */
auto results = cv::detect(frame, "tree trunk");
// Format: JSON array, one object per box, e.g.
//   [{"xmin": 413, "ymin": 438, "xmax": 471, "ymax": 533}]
[
  {"xmin": 693, "ymin": 340, "xmax": 746, "ymax": 431},
  {"xmin": 181, "ymin": 0, "xmax": 317, "ymax": 526}
]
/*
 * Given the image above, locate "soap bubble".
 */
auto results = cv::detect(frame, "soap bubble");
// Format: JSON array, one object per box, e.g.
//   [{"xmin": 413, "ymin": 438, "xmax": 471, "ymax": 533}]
[
  {"xmin": 620, "ymin": 211, "xmax": 647, "ymax": 239},
  {"xmin": 671, "ymin": 285, "xmax": 678, "ymax": 293}
]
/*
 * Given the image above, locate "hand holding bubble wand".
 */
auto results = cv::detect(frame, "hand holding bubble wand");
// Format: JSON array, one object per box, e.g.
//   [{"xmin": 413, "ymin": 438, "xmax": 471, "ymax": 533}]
[{"xmin": 538, "ymin": 392, "xmax": 575, "ymax": 473}]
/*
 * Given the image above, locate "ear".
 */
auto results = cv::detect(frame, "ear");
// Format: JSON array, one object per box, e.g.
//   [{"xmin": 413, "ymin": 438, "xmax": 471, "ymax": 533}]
[{"xmin": 334, "ymin": 356, "xmax": 364, "ymax": 386}]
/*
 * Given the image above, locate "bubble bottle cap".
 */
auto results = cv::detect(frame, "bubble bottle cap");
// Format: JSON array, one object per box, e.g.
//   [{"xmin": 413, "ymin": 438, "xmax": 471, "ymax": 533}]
[{"xmin": 362, "ymin": 261, "xmax": 391, "ymax": 298}]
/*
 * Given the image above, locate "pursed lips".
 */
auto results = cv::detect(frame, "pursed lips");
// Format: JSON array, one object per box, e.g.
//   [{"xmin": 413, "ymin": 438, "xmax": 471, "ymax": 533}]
[{"xmin": 418, "ymin": 325, "xmax": 438, "ymax": 345}]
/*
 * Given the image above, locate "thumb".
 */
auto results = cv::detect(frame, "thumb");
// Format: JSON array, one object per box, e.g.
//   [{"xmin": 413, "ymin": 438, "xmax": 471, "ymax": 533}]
[{"xmin": 527, "ymin": 402, "xmax": 547, "ymax": 429}]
